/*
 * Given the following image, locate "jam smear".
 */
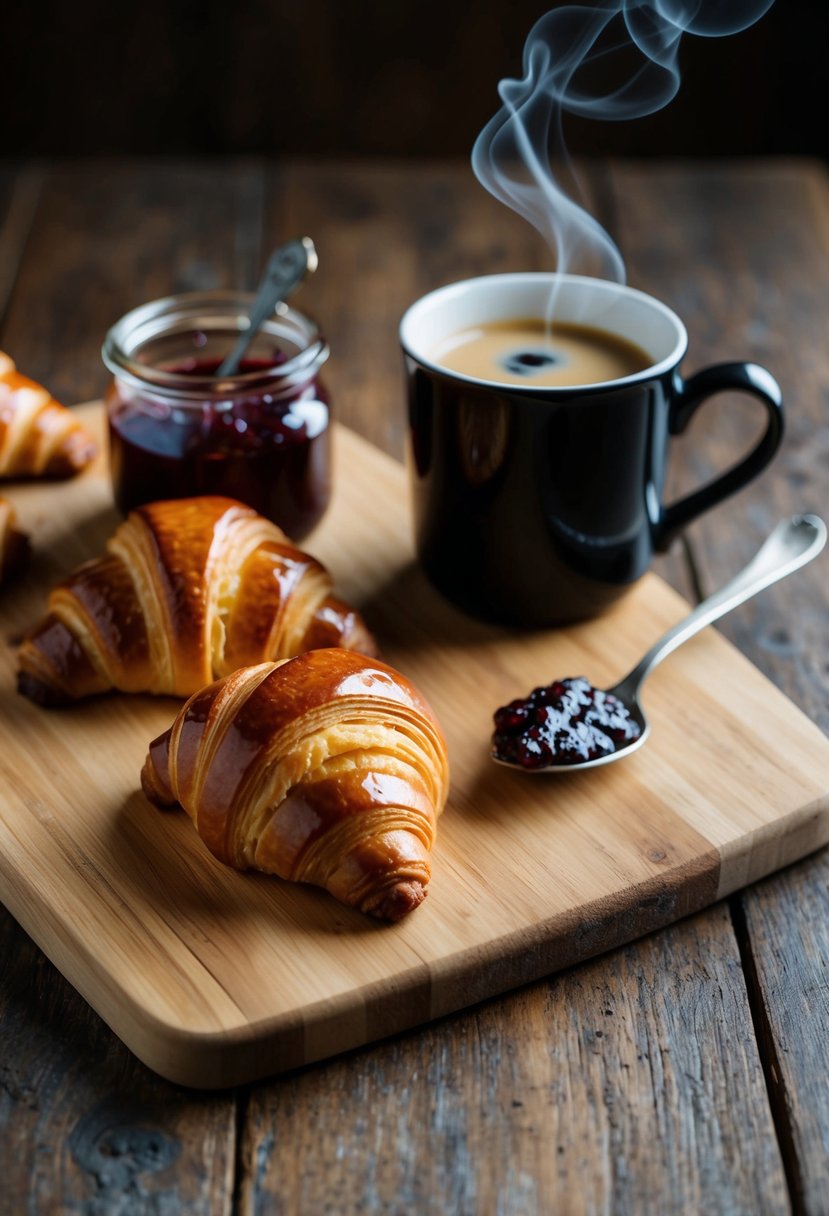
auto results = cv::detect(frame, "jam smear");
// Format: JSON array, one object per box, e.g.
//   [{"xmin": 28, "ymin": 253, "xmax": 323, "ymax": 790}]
[
  {"xmin": 492, "ymin": 676, "xmax": 641, "ymax": 769},
  {"xmin": 107, "ymin": 355, "xmax": 330, "ymax": 540}
]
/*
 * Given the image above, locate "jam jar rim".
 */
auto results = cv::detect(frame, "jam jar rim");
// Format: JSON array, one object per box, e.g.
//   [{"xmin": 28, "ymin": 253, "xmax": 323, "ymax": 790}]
[{"xmin": 102, "ymin": 289, "xmax": 330, "ymax": 402}]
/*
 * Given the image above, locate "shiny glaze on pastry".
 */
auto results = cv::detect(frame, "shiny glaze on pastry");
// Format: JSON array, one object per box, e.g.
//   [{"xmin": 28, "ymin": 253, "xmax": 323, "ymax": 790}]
[
  {"xmin": 141, "ymin": 649, "xmax": 450, "ymax": 920},
  {"xmin": 17, "ymin": 496, "xmax": 376, "ymax": 705}
]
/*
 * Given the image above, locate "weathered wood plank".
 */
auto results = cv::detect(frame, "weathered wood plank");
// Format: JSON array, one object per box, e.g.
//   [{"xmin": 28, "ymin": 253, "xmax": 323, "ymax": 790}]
[
  {"xmin": 0, "ymin": 909, "xmax": 236, "ymax": 1214},
  {"xmin": 737, "ymin": 857, "xmax": 829, "ymax": 1216},
  {"xmin": 0, "ymin": 158, "xmax": 267, "ymax": 405},
  {"xmin": 239, "ymin": 905, "xmax": 787, "ymax": 1215}
]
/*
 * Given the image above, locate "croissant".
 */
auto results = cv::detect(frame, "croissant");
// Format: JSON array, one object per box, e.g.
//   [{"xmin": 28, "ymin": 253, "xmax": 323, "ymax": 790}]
[
  {"xmin": 18, "ymin": 496, "xmax": 376, "ymax": 706},
  {"xmin": 0, "ymin": 497, "xmax": 29, "ymax": 583},
  {"xmin": 0, "ymin": 351, "xmax": 96, "ymax": 478},
  {"xmin": 141, "ymin": 649, "xmax": 450, "ymax": 920}
]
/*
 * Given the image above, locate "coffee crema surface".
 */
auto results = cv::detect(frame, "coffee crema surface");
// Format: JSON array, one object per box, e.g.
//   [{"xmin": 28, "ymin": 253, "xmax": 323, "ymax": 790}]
[{"xmin": 430, "ymin": 318, "xmax": 651, "ymax": 387}]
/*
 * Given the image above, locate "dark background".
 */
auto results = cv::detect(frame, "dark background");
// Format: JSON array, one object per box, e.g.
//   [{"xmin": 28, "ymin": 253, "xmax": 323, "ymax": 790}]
[{"xmin": 3, "ymin": 0, "xmax": 826, "ymax": 159}]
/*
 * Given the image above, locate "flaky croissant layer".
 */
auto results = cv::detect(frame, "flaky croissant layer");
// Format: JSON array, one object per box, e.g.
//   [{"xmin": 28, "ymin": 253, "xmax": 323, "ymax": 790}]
[
  {"xmin": 141, "ymin": 649, "xmax": 450, "ymax": 920},
  {"xmin": 17, "ymin": 496, "xmax": 376, "ymax": 705},
  {"xmin": 0, "ymin": 351, "xmax": 96, "ymax": 479}
]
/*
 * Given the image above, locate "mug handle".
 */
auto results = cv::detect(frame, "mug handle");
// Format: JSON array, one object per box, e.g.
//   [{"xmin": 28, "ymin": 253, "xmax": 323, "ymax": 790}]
[{"xmin": 655, "ymin": 361, "xmax": 785, "ymax": 551}]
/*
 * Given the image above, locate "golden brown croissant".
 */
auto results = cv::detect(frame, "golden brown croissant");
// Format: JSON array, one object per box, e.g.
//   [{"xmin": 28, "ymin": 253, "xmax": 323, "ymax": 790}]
[
  {"xmin": 18, "ymin": 496, "xmax": 376, "ymax": 706},
  {"xmin": 0, "ymin": 351, "xmax": 96, "ymax": 478},
  {"xmin": 0, "ymin": 496, "xmax": 29, "ymax": 583},
  {"xmin": 141, "ymin": 649, "xmax": 450, "ymax": 920}
]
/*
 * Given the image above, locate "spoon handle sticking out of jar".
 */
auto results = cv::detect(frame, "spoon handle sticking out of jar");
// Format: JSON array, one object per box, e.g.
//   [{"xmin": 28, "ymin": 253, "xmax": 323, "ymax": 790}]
[{"xmin": 216, "ymin": 237, "xmax": 318, "ymax": 378}]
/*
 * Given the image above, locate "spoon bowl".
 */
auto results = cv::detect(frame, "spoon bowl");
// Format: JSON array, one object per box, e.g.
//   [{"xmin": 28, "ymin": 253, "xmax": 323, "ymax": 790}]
[{"xmin": 492, "ymin": 514, "xmax": 826, "ymax": 774}]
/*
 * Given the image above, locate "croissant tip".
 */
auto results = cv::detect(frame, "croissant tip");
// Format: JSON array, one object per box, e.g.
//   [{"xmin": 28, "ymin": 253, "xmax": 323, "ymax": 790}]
[
  {"xmin": 365, "ymin": 881, "xmax": 428, "ymax": 922},
  {"xmin": 16, "ymin": 670, "xmax": 72, "ymax": 708},
  {"xmin": 140, "ymin": 758, "xmax": 178, "ymax": 809},
  {"xmin": 48, "ymin": 432, "xmax": 97, "ymax": 479}
]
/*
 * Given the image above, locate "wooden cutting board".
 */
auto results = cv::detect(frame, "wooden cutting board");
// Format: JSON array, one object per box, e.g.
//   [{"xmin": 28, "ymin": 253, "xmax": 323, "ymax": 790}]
[{"xmin": 1, "ymin": 404, "xmax": 827, "ymax": 1088}]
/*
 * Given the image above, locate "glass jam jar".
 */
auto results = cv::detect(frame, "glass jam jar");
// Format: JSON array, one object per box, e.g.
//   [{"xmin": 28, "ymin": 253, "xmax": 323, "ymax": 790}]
[{"xmin": 102, "ymin": 291, "xmax": 331, "ymax": 540}]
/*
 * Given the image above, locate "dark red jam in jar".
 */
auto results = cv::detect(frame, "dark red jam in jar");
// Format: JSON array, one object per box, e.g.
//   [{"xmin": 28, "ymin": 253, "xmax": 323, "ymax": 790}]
[{"xmin": 102, "ymin": 292, "xmax": 331, "ymax": 539}]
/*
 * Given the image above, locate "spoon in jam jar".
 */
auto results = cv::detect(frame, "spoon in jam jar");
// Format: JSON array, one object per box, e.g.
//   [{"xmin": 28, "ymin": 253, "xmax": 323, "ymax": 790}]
[
  {"xmin": 492, "ymin": 514, "xmax": 826, "ymax": 774},
  {"xmin": 216, "ymin": 236, "xmax": 318, "ymax": 377}
]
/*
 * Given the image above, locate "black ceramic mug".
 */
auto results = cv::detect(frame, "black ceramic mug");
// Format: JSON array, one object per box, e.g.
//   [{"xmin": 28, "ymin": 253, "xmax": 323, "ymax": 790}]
[{"xmin": 400, "ymin": 273, "xmax": 784, "ymax": 626}]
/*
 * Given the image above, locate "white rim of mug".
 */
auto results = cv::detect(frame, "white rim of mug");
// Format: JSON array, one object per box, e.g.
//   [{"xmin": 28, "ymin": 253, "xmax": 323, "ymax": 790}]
[{"xmin": 399, "ymin": 272, "xmax": 689, "ymax": 394}]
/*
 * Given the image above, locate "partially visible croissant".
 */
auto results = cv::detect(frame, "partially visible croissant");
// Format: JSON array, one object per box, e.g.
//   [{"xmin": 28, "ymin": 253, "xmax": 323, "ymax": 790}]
[
  {"xmin": 141, "ymin": 649, "xmax": 450, "ymax": 920},
  {"xmin": 0, "ymin": 497, "xmax": 29, "ymax": 583},
  {"xmin": 0, "ymin": 352, "xmax": 96, "ymax": 478},
  {"xmin": 18, "ymin": 496, "xmax": 376, "ymax": 706}
]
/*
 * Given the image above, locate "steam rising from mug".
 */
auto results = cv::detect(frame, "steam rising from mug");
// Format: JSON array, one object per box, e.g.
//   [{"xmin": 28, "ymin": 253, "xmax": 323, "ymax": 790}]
[{"xmin": 472, "ymin": 1, "xmax": 775, "ymax": 294}]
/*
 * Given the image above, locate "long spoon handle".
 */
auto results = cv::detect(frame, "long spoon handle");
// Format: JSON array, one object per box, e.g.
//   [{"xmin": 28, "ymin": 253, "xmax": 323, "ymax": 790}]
[
  {"xmin": 617, "ymin": 514, "xmax": 826, "ymax": 698},
  {"xmin": 216, "ymin": 237, "xmax": 317, "ymax": 378}
]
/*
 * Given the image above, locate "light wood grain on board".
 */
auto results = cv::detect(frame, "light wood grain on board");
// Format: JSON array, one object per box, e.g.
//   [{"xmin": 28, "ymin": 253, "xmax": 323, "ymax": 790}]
[{"xmin": 0, "ymin": 403, "xmax": 827, "ymax": 1087}]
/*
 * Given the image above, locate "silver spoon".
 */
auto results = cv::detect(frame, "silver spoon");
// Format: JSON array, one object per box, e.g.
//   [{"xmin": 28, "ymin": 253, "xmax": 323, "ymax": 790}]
[
  {"xmin": 216, "ymin": 236, "xmax": 318, "ymax": 377},
  {"xmin": 493, "ymin": 514, "xmax": 827, "ymax": 774}
]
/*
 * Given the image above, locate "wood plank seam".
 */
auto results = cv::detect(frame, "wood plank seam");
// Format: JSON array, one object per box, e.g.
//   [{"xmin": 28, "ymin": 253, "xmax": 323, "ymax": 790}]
[
  {"xmin": 231, "ymin": 1088, "xmax": 249, "ymax": 1215},
  {"xmin": 677, "ymin": 433, "xmax": 795, "ymax": 1209},
  {"xmin": 683, "ymin": 513, "xmax": 798, "ymax": 1207},
  {"xmin": 730, "ymin": 891, "xmax": 806, "ymax": 1215}
]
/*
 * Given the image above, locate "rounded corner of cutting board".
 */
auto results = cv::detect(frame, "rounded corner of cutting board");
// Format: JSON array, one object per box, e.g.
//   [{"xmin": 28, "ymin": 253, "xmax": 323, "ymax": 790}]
[{"xmin": 122, "ymin": 1006, "xmax": 306, "ymax": 1090}]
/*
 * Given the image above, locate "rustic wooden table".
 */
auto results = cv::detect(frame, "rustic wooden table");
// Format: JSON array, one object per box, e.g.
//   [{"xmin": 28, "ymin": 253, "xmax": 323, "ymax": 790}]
[{"xmin": 1, "ymin": 157, "xmax": 827, "ymax": 1214}]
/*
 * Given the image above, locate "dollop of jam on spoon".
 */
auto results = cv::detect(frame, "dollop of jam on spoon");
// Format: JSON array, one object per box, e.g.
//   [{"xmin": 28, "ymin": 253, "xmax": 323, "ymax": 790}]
[
  {"xmin": 491, "ymin": 515, "xmax": 826, "ymax": 775},
  {"xmin": 493, "ymin": 677, "xmax": 641, "ymax": 769}
]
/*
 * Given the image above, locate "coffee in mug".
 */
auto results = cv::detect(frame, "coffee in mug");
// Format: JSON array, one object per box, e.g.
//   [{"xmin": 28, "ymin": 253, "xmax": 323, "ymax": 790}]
[
  {"xmin": 431, "ymin": 318, "xmax": 650, "ymax": 388},
  {"xmin": 400, "ymin": 273, "xmax": 784, "ymax": 627}
]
